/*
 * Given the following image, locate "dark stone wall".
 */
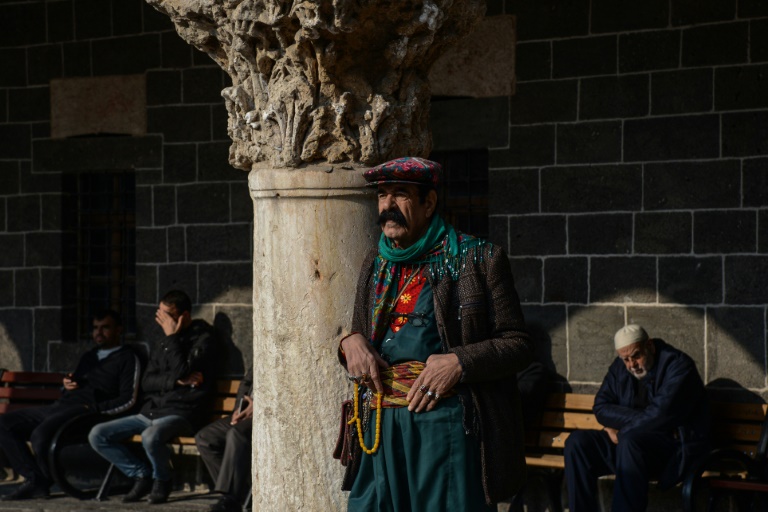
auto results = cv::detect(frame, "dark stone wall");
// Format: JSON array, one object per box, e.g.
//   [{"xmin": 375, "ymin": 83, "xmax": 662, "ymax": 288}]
[
  {"xmin": 2, "ymin": 0, "xmax": 767, "ymax": 397},
  {"xmin": 433, "ymin": 1, "xmax": 768, "ymax": 400},
  {"xmin": 0, "ymin": 0, "xmax": 252, "ymax": 377}
]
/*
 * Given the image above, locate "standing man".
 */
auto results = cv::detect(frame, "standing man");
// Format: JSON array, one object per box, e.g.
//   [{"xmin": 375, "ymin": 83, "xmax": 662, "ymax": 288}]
[
  {"xmin": 195, "ymin": 368, "xmax": 253, "ymax": 512},
  {"xmin": 89, "ymin": 290, "xmax": 219, "ymax": 505},
  {"xmin": 564, "ymin": 324, "xmax": 711, "ymax": 512},
  {"xmin": 0, "ymin": 309, "xmax": 141, "ymax": 501},
  {"xmin": 338, "ymin": 157, "xmax": 532, "ymax": 509}
]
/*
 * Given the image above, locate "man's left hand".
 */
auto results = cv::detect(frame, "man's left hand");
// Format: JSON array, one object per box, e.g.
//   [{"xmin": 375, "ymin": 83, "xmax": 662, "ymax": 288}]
[
  {"xmin": 406, "ymin": 353, "xmax": 462, "ymax": 413},
  {"xmin": 62, "ymin": 374, "xmax": 78, "ymax": 391},
  {"xmin": 604, "ymin": 427, "xmax": 619, "ymax": 445}
]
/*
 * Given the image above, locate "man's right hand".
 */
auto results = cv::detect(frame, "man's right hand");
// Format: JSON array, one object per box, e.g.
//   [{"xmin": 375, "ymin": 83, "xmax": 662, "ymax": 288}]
[
  {"xmin": 604, "ymin": 427, "xmax": 619, "ymax": 445},
  {"xmin": 231, "ymin": 395, "xmax": 253, "ymax": 426},
  {"xmin": 155, "ymin": 308, "xmax": 183, "ymax": 336},
  {"xmin": 341, "ymin": 333, "xmax": 389, "ymax": 394}
]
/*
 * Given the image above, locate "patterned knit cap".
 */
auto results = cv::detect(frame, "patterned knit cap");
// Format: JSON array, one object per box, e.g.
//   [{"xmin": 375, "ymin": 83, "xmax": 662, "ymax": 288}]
[{"xmin": 363, "ymin": 157, "xmax": 441, "ymax": 188}]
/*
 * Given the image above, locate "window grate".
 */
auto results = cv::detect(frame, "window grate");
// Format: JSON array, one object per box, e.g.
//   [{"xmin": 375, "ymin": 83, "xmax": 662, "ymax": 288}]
[
  {"xmin": 62, "ymin": 171, "xmax": 136, "ymax": 340},
  {"xmin": 429, "ymin": 149, "xmax": 489, "ymax": 239}
]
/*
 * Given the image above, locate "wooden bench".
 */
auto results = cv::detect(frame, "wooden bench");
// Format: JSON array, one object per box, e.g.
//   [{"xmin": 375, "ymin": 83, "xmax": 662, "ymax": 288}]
[
  {"xmin": 43, "ymin": 378, "xmax": 241, "ymax": 500},
  {"xmin": 0, "ymin": 369, "xmax": 65, "ymax": 413},
  {"xmin": 511, "ymin": 393, "xmax": 598, "ymax": 512},
  {"xmin": 0, "ymin": 369, "xmax": 66, "ymax": 482},
  {"xmin": 681, "ymin": 401, "xmax": 768, "ymax": 512},
  {"xmin": 520, "ymin": 393, "xmax": 768, "ymax": 512},
  {"xmin": 524, "ymin": 393, "xmax": 599, "ymax": 472},
  {"xmin": 88, "ymin": 378, "xmax": 242, "ymax": 501}
]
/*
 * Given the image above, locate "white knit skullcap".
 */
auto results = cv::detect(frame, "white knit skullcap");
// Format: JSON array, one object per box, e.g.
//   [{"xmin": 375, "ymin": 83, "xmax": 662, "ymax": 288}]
[{"xmin": 614, "ymin": 324, "xmax": 648, "ymax": 350}]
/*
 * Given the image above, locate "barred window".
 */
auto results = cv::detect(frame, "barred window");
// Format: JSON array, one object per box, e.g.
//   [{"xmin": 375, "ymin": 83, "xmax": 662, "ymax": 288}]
[
  {"xmin": 429, "ymin": 149, "xmax": 489, "ymax": 239},
  {"xmin": 62, "ymin": 171, "xmax": 136, "ymax": 340}
]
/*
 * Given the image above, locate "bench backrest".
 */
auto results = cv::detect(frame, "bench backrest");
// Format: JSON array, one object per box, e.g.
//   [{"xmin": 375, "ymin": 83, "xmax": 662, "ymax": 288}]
[
  {"xmin": 0, "ymin": 370, "xmax": 66, "ymax": 414},
  {"xmin": 124, "ymin": 379, "xmax": 243, "ymax": 445},
  {"xmin": 528, "ymin": 393, "xmax": 768, "ymax": 461},
  {"xmin": 210, "ymin": 379, "xmax": 241, "ymax": 421},
  {"xmin": 526, "ymin": 393, "xmax": 599, "ymax": 452},
  {"xmin": 0, "ymin": 370, "xmax": 241, "ymax": 421},
  {"xmin": 710, "ymin": 401, "xmax": 768, "ymax": 460}
]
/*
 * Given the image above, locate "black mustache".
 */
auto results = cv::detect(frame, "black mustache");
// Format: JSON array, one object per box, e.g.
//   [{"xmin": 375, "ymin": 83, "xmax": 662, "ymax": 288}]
[{"xmin": 377, "ymin": 209, "xmax": 408, "ymax": 228}]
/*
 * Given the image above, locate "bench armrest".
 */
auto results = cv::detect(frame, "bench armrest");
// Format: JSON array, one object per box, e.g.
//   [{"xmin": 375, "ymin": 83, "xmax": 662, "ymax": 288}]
[
  {"xmin": 47, "ymin": 412, "xmax": 110, "ymax": 500},
  {"xmin": 681, "ymin": 448, "xmax": 761, "ymax": 512}
]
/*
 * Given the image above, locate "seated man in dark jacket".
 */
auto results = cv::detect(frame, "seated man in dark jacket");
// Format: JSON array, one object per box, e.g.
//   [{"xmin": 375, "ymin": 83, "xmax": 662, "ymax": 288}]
[
  {"xmin": 195, "ymin": 368, "xmax": 253, "ymax": 512},
  {"xmin": 89, "ymin": 290, "xmax": 219, "ymax": 505},
  {"xmin": 0, "ymin": 309, "xmax": 142, "ymax": 501},
  {"xmin": 564, "ymin": 324, "xmax": 710, "ymax": 512}
]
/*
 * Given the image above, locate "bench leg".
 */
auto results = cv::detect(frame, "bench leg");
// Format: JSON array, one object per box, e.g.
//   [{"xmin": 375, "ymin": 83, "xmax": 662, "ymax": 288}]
[
  {"xmin": 243, "ymin": 483, "xmax": 252, "ymax": 512},
  {"xmin": 545, "ymin": 471, "xmax": 565, "ymax": 512},
  {"xmin": 94, "ymin": 463, "xmax": 116, "ymax": 502},
  {"xmin": 508, "ymin": 492, "xmax": 524, "ymax": 512}
]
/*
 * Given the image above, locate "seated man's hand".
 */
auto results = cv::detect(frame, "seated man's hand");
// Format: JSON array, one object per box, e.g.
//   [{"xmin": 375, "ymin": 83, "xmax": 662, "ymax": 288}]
[
  {"xmin": 156, "ymin": 308, "xmax": 183, "ymax": 336},
  {"xmin": 176, "ymin": 371, "xmax": 203, "ymax": 388},
  {"xmin": 63, "ymin": 374, "xmax": 78, "ymax": 391},
  {"xmin": 406, "ymin": 353, "xmax": 462, "ymax": 413},
  {"xmin": 341, "ymin": 333, "xmax": 389, "ymax": 394},
  {"xmin": 231, "ymin": 395, "xmax": 253, "ymax": 425},
  {"xmin": 604, "ymin": 427, "xmax": 619, "ymax": 445}
]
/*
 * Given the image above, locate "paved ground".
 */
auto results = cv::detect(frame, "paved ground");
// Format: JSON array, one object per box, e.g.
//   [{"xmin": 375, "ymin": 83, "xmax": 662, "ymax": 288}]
[
  {"xmin": 0, "ymin": 479, "xmax": 222, "ymax": 511},
  {"xmin": 0, "ymin": 476, "xmax": 516, "ymax": 511}
]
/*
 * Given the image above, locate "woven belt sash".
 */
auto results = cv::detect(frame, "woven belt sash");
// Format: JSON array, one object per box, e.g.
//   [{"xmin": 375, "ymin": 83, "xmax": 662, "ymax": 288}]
[{"xmin": 373, "ymin": 360, "xmax": 455, "ymax": 409}]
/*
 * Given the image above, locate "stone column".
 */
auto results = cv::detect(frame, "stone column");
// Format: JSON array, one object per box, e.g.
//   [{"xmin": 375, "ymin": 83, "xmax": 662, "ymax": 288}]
[
  {"xmin": 144, "ymin": 0, "xmax": 485, "ymax": 508},
  {"xmin": 249, "ymin": 164, "xmax": 376, "ymax": 508}
]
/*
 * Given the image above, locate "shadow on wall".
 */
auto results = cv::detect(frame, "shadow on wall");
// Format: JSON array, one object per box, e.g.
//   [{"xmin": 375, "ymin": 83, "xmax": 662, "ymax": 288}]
[
  {"xmin": 525, "ymin": 320, "xmax": 570, "ymax": 393},
  {"xmin": 214, "ymin": 311, "xmax": 247, "ymax": 378},
  {"xmin": 521, "ymin": 289, "xmax": 766, "ymax": 400},
  {"xmin": 0, "ymin": 285, "xmax": 763, "ymax": 398},
  {"xmin": 0, "ymin": 302, "xmax": 253, "ymax": 381},
  {"xmin": 706, "ymin": 378, "xmax": 766, "ymax": 404}
]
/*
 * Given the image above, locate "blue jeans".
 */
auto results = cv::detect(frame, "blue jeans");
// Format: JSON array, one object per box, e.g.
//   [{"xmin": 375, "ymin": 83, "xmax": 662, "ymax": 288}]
[{"xmin": 88, "ymin": 414, "xmax": 192, "ymax": 481}]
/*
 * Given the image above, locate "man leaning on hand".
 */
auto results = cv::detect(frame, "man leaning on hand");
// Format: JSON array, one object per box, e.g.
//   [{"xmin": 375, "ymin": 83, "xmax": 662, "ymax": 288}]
[{"xmin": 565, "ymin": 324, "xmax": 711, "ymax": 512}]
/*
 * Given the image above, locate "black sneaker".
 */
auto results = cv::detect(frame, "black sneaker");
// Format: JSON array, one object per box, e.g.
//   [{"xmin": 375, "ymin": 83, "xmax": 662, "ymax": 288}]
[
  {"xmin": 122, "ymin": 476, "xmax": 153, "ymax": 503},
  {"xmin": 0, "ymin": 480, "xmax": 50, "ymax": 501},
  {"xmin": 147, "ymin": 478, "xmax": 172, "ymax": 504},
  {"xmin": 208, "ymin": 493, "xmax": 241, "ymax": 512}
]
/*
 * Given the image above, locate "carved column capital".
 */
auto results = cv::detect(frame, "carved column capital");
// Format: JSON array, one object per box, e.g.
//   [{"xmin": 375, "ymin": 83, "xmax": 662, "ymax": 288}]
[{"xmin": 147, "ymin": 0, "xmax": 485, "ymax": 170}]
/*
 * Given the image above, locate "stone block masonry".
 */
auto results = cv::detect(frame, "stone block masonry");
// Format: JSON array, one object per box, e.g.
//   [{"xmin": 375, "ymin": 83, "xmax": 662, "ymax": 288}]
[
  {"xmin": 491, "ymin": 0, "xmax": 768, "ymax": 400},
  {"xmin": 0, "ymin": 0, "xmax": 252, "ymax": 374}
]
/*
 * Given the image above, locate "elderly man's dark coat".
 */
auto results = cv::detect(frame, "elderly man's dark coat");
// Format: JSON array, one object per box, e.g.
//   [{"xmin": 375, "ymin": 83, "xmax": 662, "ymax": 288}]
[
  {"xmin": 344, "ymin": 244, "xmax": 532, "ymax": 504},
  {"xmin": 593, "ymin": 338, "xmax": 711, "ymax": 488}
]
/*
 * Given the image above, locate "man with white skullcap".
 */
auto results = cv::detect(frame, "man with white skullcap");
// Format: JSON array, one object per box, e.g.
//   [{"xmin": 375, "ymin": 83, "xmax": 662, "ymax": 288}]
[{"xmin": 564, "ymin": 324, "xmax": 710, "ymax": 512}]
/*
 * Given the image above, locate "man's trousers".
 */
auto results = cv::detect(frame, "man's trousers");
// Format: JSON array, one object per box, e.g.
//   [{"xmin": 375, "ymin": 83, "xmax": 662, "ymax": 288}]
[
  {"xmin": 564, "ymin": 429, "xmax": 679, "ymax": 512},
  {"xmin": 0, "ymin": 402, "xmax": 88, "ymax": 487},
  {"xmin": 194, "ymin": 416, "xmax": 252, "ymax": 503},
  {"xmin": 88, "ymin": 413, "xmax": 192, "ymax": 481}
]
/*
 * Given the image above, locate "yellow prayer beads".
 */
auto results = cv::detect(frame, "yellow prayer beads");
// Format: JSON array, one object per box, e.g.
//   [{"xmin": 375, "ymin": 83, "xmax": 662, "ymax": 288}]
[{"xmin": 347, "ymin": 382, "xmax": 382, "ymax": 455}]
